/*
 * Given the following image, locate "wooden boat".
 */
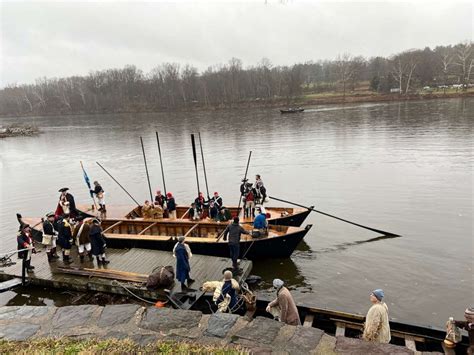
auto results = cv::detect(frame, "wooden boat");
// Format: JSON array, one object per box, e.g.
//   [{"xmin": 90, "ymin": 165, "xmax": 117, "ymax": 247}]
[
  {"xmin": 20, "ymin": 216, "xmax": 313, "ymax": 259},
  {"xmin": 280, "ymin": 108, "xmax": 304, "ymax": 114},
  {"xmin": 76, "ymin": 204, "xmax": 312, "ymax": 228},
  {"xmin": 251, "ymin": 300, "xmax": 470, "ymax": 354}
]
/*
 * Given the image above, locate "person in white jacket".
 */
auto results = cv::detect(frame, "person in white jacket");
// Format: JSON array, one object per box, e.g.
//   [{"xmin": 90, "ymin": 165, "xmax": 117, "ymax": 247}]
[{"xmin": 362, "ymin": 289, "xmax": 391, "ymax": 343}]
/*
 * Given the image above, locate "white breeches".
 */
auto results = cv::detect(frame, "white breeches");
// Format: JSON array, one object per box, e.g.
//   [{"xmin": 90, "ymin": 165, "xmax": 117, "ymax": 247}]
[
  {"xmin": 46, "ymin": 236, "xmax": 57, "ymax": 252},
  {"xmin": 169, "ymin": 210, "xmax": 177, "ymax": 219},
  {"xmin": 78, "ymin": 243, "xmax": 92, "ymax": 253}
]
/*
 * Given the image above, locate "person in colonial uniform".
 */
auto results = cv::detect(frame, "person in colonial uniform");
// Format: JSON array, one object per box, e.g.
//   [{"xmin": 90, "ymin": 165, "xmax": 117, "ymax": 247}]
[
  {"xmin": 166, "ymin": 192, "xmax": 177, "ymax": 219},
  {"xmin": 73, "ymin": 216, "xmax": 93, "ymax": 262},
  {"xmin": 89, "ymin": 219, "xmax": 110, "ymax": 265},
  {"xmin": 42, "ymin": 212, "xmax": 59, "ymax": 262},
  {"xmin": 17, "ymin": 224, "xmax": 35, "ymax": 272},
  {"xmin": 209, "ymin": 192, "xmax": 222, "ymax": 219},
  {"xmin": 57, "ymin": 214, "xmax": 74, "ymax": 264},
  {"xmin": 154, "ymin": 189, "xmax": 166, "ymax": 208},
  {"xmin": 56, "ymin": 188, "xmax": 77, "ymax": 219},
  {"xmin": 194, "ymin": 192, "xmax": 209, "ymax": 218},
  {"xmin": 90, "ymin": 181, "xmax": 106, "ymax": 212},
  {"xmin": 173, "ymin": 236, "xmax": 194, "ymax": 290}
]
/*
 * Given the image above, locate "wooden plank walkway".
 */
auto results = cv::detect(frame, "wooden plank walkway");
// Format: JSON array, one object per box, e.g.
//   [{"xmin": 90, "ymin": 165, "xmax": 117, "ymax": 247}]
[{"xmin": 0, "ymin": 247, "xmax": 252, "ymax": 305}]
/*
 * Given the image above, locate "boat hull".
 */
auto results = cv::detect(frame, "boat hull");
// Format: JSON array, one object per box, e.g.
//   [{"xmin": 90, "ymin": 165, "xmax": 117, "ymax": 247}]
[{"xmin": 103, "ymin": 225, "xmax": 312, "ymax": 259}]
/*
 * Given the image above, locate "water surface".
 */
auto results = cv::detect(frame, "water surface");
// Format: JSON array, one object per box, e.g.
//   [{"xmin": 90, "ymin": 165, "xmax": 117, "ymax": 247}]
[{"xmin": 0, "ymin": 98, "xmax": 472, "ymax": 327}]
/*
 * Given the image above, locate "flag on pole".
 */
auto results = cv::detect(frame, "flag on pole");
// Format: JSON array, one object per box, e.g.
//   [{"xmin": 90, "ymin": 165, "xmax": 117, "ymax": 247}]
[{"xmin": 80, "ymin": 161, "xmax": 93, "ymax": 197}]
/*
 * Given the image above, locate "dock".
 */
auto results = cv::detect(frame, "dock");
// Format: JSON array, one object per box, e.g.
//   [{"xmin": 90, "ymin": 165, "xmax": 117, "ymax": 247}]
[{"xmin": 0, "ymin": 247, "xmax": 252, "ymax": 309}]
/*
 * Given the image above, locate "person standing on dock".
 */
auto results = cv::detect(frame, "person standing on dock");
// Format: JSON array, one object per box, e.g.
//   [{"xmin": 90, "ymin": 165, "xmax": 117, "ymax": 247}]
[
  {"xmin": 90, "ymin": 181, "xmax": 106, "ymax": 212},
  {"xmin": 362, "ymin": 289, "xmax": 391, "ymax": 343},
  {"xmin": 43, "ymin": 212, "xmax": 59, "ymax": 262},
  {"xmin": 17, "ymin": 224, "xmax": 35, "ymax": 272},
  {"xmin": 57, "ymin": 215, "xmax": 74, "ymax": 264},
  {"xmin": 223, "ymin": 217, "xmax": 250, "ymax": 274},
  {"xmin": 266, "ymin": 279, "xmax": 301, "ymax": 326},
  {"xmin": 89, "ymin": 219, "xmax": 110, "ymax": 265},
  {"xmin": 73, "ymin": 216, "xmax": 93, "ymax": 262},
  {"xmin": 166, "ymin": 192, "xmax": 177, "ymax": 219},
  {"xmin": 174, "ymin": 236, "xmax": 194, "ymax": 290}
]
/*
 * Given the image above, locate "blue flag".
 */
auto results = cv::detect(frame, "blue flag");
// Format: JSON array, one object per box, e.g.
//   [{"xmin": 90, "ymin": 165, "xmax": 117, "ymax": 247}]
[{"xmin": 81, "ymin": 162, "xmax": 93, "ymax": 197}]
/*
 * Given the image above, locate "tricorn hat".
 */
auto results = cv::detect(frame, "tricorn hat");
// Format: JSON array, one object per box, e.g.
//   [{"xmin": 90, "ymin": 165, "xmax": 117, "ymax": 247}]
[
  {"xmin": 46, "ymin": 212, "xmax": 55, "ymax": 218},
  {"xmin": 241, "ymin": 178, "xmax": 248, "ymax": 182},
  {"xmin": 20, "ymin": 223, "xmax": 30, "ymax": 230},
  {"xmin": 58, "ymin": 187, "xmax": 69, "ymax": 192}
]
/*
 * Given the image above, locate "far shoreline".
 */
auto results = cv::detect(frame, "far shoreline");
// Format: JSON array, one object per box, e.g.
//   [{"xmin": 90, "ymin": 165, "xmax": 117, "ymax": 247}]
[{"xmin": 0, "ymin": 90, "xmax": 472, "ymax": 120}]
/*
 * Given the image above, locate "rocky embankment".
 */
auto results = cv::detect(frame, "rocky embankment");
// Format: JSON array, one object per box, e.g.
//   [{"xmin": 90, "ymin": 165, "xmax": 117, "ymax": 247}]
[
  {"xmin": 0, "ymin": 305, "xmax": 434, "ymax": 354},
  {"xmin": 0, "ymin": 125, "xmax": 40, "ymax": 138}
]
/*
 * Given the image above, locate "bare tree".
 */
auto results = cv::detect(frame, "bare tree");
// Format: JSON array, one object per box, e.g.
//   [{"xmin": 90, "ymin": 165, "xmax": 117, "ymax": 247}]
[
  {"xmin": 454, "ymin": 41, "xmax": 473, "ymax": 87},
  {"xmin": 335, "ymin": 53, "xmax": 354, "ymax": 99}
]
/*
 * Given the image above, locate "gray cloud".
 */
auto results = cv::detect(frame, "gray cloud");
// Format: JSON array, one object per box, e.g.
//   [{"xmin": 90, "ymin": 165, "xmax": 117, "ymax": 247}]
[{"xmin": 1, "ymin": 1, "xmax": 472, "ymax": 87}]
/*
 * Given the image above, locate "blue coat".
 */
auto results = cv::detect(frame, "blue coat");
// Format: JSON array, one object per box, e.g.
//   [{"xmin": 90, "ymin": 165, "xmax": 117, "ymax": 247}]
[
  {"xmin": 219, "ymin": 280, "xmax": 238, "ymax": 310},
  {"xmin": 175, "ymin": 243, "xmax": 190, "ymax": 283},
  {"xmin": 253, "ymin": 214, "xmax": 267, "ymax": 229}
]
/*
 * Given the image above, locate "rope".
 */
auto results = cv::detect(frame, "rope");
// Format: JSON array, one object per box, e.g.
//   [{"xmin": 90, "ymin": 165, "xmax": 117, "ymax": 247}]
[{"xmin": 110, "ymin": 279, "xmax": 156, "ymax": 305}]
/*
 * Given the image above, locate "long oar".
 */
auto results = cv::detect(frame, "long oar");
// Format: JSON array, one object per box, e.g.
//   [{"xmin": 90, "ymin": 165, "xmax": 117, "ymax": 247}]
[
  {"xmin": 96, "ymin": 162, "xmax": 140, "ymax": 206},
  {"xmin": 237, "ymin": 151, "xmax": 252, "ymax": 211},
  {"xmin": 269, "ymin": 196, "xmax": 400, "ymax": 237},
  {"xmin": 198, "ymin": 132, "xmax": 210, "ymax": 199},
  {"xmin": 190, "ymin": 134, "xmax": 201, "ymax": 197},
  {"xmin": 155, "ymin": 132, "xmax": 167, "ymax": 196},
  {"xmin": 140, "ymin": 136, "xmax": 153, "ymax": 202}
]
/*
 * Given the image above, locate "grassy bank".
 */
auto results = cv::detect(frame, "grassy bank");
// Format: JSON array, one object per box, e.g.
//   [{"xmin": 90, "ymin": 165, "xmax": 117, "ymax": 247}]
[{"xmin": 0, "ymin": 338, "xmax": 246, "ymax": 354}]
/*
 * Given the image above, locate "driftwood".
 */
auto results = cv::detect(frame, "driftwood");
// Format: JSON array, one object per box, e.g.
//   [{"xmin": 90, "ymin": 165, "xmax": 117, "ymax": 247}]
[{"xmin": 0, "ymin": 125, "xmax": 40, "ymax": 138}]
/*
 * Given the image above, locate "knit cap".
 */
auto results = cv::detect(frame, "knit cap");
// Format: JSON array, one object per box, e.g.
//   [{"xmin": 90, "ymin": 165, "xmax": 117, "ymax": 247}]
[{"xmin": 372, "ymin": 289, "xmax": 384, "ymax": 301}]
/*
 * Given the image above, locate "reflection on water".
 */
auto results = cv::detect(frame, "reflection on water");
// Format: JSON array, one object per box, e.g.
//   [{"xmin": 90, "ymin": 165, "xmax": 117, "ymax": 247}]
[{"xmin": 0, "ymin": 98, "xmax": 472, "ymax": 328}]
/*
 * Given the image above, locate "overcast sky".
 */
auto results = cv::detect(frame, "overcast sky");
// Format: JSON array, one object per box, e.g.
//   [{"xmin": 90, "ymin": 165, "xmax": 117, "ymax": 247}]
[{"xmin": 0, "ymin": 0, "xmax": 472, "ymax": 87}]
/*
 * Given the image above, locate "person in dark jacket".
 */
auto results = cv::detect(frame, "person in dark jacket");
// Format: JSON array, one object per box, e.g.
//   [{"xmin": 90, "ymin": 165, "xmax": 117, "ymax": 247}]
[
  {"xmin": 90, "ymin": 181, "xmax": 106, "ymax": 212},
  {"xmin": 218, "ymin": 270, "xmax": 239, "ymax": 311},
  {"xmin": 166, "ymin": 192, "xmax": 177, "ymax": 219},
  {"xmin": 216, "ymin": 207, "xmax": 231, "ymax": 222},
  {"xmin": 58, "ymin": 188, "xmax": 77, "ymax": 218},
  {"xmin": 89, "ymin": 219, "xmax": 110, "ymax": 265},
  {"xmin": 154, "ymin": 189, "xmax": 166, "ymax": 208},
  {"xmin": 42, "ymin": 212, "xmax": 59, "ymax": 262},
  {"xmin": 17, "ymin": 224, "xmax": 35, "ymax": 272},
  {"xmin": 194, "ymin": 192, "xmax": 209, "ymax": 217},
  {"xmin": 223, "ymin": 217, "xmax": 250, "ymax": 273},
  {"xmin": 57, "ymin": 215, "xmax": 73, "ymax": 264},
  {"xmin": 174, "ymin": 236, "xmax": 194, "ymax": 290}
]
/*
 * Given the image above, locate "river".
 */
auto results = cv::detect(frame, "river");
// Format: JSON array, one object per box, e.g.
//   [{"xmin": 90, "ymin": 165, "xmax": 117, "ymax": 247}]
[{"xmin": 0, "ymin": 98, "xmax": 472, "ymax": 328}]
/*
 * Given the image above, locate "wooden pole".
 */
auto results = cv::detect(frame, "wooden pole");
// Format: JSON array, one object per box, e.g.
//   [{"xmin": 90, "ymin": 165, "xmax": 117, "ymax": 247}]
[
  {"xmin": 269, "ymin": 196, "xmax": 401, "ymax": 237},
  {"xmin": 155, "ymin": 132, "xmax": 167, "ymax": 196},
  {"xmin": 237, "ymin": 151, "xmax": 252, "ymax": 211},
  {"xmin": 140, "ymin": 136, "xmax": 154, "ymax": 202},
  {"xmin": 96, "ymin": 162, "xmax": 140, "ymax": 206},
  {"xmin": 198, "ymin": 132, "xmax": 210, "ymax": 199},
  {"xmin": 191, "ymin": 134, "xmax": 201, "ymax": 198}
]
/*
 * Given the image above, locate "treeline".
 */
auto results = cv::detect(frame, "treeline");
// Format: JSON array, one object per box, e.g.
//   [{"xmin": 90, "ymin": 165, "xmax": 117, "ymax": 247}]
[{"xmin": 0, "ymin": 41, "xmax": 472, "ymax": 116}]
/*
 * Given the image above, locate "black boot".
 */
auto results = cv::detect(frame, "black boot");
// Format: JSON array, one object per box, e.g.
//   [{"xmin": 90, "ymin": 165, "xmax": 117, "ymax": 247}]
[
  {"xmin": 79, "ymin": 254, "xmax": 84, "ymax": 263},
  {"xmin": 187, "ymin": 277, "xmax": 195, "ymax": 284},
  {"xmin": 181, "ymin": 282, "xmax": 188, "ymax": 291},
  {"xmin": 96, "ymin": 256, "xmax": 102, "ymax": 265},
  {"xmin": 47, "ymin": 252, "xmax": 53, "ymax": 262},
  {"xmin": 26, "ymin": 259, "xmax": 34, "ymax": 272},
  {"xmin": 51, "ymin": 247, "xmax": 60, "ymax": 259},
  {"xmin": 63, "ymin": 252, "xmax": 73, "ymax": 264},
  {"xmin": 101, "ymin": 257, "xmax": 110, "ymax": 265},
  {"xmin": 88, "ymin": 251, "xmax": 93, "ymax": 261}
]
